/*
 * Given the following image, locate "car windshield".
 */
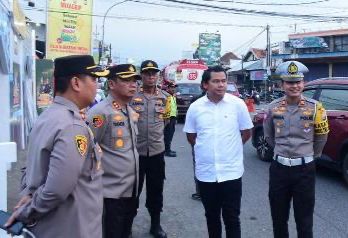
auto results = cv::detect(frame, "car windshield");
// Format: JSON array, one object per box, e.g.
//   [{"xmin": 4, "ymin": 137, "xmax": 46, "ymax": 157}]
[
  {"xmin": 177, "ymin": 84, "xmax": 202, "ymax": 95},
  {"xmin": 227, "ymin": 84, "xmax": 237, "ymax": 92}
]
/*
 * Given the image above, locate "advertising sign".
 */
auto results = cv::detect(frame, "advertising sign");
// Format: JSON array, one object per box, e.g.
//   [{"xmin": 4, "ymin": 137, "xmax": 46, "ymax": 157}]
[
  {"xmin": 290, "ymin": 37, "xmax": 328, "ymax": 49},
  {"xmin": 46, "ymin": 0, "xmax": 93, "ymax": 59},
  {"xmin": 250, "ymin": 70, "xmax": 267, "ymax": 81},
  {"xmin": 198, "ymin": 33, "xmax": 221, "ymax": 66}
]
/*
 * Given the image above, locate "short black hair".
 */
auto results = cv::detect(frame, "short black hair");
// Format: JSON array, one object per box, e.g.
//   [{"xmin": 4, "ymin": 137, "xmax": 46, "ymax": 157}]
[
  {"xmin": 201, "ymin": 65, "xmax": 227, "ymax": 85},
  {"xmin": 54, "ymin": 74, "xmax": 88, "ymax": 94}
]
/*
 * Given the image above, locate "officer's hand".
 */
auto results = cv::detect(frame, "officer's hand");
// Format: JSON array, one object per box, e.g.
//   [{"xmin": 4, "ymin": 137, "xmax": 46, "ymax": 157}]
[{"xmin": 14, "ymin": 195, "xmax": 32, "ymax": 211}]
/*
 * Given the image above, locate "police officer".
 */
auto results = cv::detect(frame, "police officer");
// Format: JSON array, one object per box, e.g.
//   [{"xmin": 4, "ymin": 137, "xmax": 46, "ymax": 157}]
[
  {"xmin": 263, "ymin": 61, "xmax": 329, "ymax": 238},
  {"xmin": 87, "ymin": 64, "xmax": 140, "ymax": 238},
  {"xmin": 163, "ymin": 80, "xmax": 177, "ymax": 157},
  {"xmin": 5, "ymin": 55, "xmax": 109, "ymax": 238},
  {"xmin": 130, "ymin": 60, "xmax": 167, "ymax": 238}
]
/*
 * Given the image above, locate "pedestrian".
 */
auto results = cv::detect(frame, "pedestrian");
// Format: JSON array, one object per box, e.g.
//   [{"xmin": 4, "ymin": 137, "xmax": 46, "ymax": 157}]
[
  {"xmin": 5, "ymin": 55, "xmax": 109, "ymax": 238},
  {"xmin": 183, "ymin": 65, "xmax": 253, "ymax": 238},
  {"xmin": 263, "ymin": 60, "xmax": 329, "ymax": 238},
  {"xmin": 87, "ymin": 64, "xmax": 140, "ymax": 238},
  {"xmin": 163, "ymin": 80, "xmax": 178, "ymax": 157},
  {"xmin": 130, "ymin": 60, "xmax": 167, "ymax": 238}
]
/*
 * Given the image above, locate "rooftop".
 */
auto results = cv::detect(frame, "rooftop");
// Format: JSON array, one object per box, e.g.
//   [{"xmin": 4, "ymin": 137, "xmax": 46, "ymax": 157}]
[{"xmin": 289, "ymin": 29, "xmax": 348, "ymax": 39}]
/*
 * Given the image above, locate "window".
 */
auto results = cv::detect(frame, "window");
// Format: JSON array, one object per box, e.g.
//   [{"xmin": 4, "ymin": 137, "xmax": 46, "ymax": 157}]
[
  {"xmin": 177, "ymin": 84, "xmax": 202, "ymax": 95},
  {"xmin": 303, "ymin": 89, "xmax": 316, "ymax": 99},
  {"xmin": 319, "ymin": 89, "xmax": 348, "ymax": 111}
]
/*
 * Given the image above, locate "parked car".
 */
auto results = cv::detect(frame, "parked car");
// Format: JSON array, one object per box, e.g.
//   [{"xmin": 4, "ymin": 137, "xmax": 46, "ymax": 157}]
[
  {"xmin": 176, "ymin": 83, "xmax": 202, "ymax": 120},
  {"xmin": 251, "ymin": 78, "xmax": 348, "ymax": 184}
]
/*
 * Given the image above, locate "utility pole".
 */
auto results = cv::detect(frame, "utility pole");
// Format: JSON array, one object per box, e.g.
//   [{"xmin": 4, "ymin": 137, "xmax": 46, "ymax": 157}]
[{"xmin": 265, "ymin": 24, "xmax": 271, "ymax": 103}]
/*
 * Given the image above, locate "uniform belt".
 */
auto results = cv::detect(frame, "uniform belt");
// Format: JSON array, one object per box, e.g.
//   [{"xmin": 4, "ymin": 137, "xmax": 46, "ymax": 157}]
[{"xmin": 274, "ymin": 155, "xmax": 314, "ymax": 167}]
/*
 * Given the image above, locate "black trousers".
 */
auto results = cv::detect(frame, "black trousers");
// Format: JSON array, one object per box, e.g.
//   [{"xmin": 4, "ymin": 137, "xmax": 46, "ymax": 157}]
[
  {"xmin": 198, "ymin": 178, "xmax": 242, "ymax": 238},
  {"xmin": 103, "ymin": 197, "xmax": 138, "ymax": 238},
  {"xmin": 138, "ymin": 152, "xmax": 166, "ymax": 214},
  {"xmin": 269, "ymin": 160, "xmax": 316, "ymax": 238},
  {"xmin": 192, "ymin": 146, "xmax": 200, "ymax": 194},
  {"xmin": 164, "ymin": 117, "xmax": 176, "ymax": 152}
]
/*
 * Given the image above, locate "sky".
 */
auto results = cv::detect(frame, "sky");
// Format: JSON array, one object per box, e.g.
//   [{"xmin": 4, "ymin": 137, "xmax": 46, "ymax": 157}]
[{"xmin": 23, "ymin": 0, "xmax": 348, "ymax": 67}]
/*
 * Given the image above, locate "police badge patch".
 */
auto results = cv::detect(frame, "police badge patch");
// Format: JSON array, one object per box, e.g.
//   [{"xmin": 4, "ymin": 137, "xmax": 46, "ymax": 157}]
[
  {"xmin": 75, "ymin": 135, "xmax": 88, "ymax": 156},
  {"xmin": 92, "ymin": 115, "xmax": 104, "ymax": 128}
]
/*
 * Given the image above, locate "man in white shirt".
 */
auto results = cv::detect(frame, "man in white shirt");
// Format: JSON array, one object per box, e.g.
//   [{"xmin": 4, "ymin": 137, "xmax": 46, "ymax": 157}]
[{"xmin": 183, "ymin": 66, "xmax": 253, "ymax": 238}]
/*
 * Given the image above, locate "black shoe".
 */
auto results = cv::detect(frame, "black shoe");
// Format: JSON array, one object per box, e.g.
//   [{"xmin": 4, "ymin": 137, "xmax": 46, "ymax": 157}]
[
  {"xmin": 150, "ymin": 225, "xmax": 167, "ymax": 238},
  {"xmin": 191, "ymin": 193, "xmax": 201, "ymax": 201},
  {"xmin": 165, "ymin": 151, "xmax": 177, "ymax": 157},
  {"xmin": 170, "ymin": 150, "xmax": 177, "ymax": 154}
]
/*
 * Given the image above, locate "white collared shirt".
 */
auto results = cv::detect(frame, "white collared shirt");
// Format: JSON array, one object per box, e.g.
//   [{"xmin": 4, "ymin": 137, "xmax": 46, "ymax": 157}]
[{"xmin": 183, "ymin": 93, "xmax": 253, "ymax": 182}]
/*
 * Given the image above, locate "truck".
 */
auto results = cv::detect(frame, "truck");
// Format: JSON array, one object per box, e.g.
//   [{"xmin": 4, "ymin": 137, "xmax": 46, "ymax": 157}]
[{"xmin": 163, "ymin": 59, "xmax": 208, "ymax": 120}]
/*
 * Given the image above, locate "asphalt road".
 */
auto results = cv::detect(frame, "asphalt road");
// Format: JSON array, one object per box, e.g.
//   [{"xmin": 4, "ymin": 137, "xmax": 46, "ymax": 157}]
[{"xmin": 7, "ymin": 123, "xmax": 348, "ymax": 238}]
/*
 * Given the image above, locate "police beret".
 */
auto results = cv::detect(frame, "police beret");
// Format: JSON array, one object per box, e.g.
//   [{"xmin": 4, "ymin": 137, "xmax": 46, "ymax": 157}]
[
  {"xmin": 107, "ymin": 64, "xmax": 141, "ymax": 80},
  {"xmin": 140, "ymin": 60, "xmax": 160, "ymax": 73},
  {"xmin": 54, "ymin": 55, "xmax": 109, "ymax": 78},
  {"xmin": 275, "ymin": 61, "xmax": 309, "ymax": 82}
]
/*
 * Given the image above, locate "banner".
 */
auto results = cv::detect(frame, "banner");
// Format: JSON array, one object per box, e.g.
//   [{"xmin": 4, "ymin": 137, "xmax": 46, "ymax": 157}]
[
  {"xmin": 198, "ymin": 33, "xmax": 221, "ymax": 66},
  {"xmin": 46, "ymin": 0, "xmax": 93, "ymax": 59},
  {"xmin": 290, "ymin": 37, "xmax": 328, "ymax": 49},
  {"xmin": 250, "ymin": 70, "xmax": 267, "ymax": 81}
]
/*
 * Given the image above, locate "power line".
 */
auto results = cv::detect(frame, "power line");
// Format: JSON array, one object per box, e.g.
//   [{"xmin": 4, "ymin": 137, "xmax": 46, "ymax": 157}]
[
  {"xmin": 233, "ymin": 27, "xmax": 266, "ymax": 53},
  {"xmin": 23, "ymin": 7, "xmax": 263, "ymax": 28},
  {"xmin": 199, "ymin": 0, "xmax": 330, "ymax": 6},
  {"xmin": 158, "ymin": 0, "xmax": 347, "ymax": 21}
]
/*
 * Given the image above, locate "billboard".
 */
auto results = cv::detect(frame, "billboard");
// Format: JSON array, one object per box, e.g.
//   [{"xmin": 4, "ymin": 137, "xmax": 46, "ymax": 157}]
[
  {"xmin": 290, "ymin": 37, "xmax": 328, "ymax": 49},
  {"xmin": 46, "ymin": 0, "xmax": 93, "ymax": 59},
  {"xmin": 198, "ymin": 33, "xmax": 221, "ymax": 66}
]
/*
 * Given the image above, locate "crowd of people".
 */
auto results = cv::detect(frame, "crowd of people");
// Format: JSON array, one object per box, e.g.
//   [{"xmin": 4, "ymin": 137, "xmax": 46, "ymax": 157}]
[{"xmin": 4, "ymin": 55, "xmax": 329, "ymax": 238}]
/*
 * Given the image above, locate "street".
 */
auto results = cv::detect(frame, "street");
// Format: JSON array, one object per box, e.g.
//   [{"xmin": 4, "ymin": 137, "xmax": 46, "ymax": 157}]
[{"xmin": 7, "ymin": 123, "xmax": 348, "ymax": 238}]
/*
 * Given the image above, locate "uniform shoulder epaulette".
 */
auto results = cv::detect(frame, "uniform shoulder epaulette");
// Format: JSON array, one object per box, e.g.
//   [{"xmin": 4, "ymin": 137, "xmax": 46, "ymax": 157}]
[{"xmin": 269, "ymin": 97, "xmax": 285, "ymax": 106}]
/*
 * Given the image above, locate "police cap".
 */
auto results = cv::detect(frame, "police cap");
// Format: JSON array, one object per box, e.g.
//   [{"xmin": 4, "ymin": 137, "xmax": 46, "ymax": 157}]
[
  {"xmin": 54, "ymin": 55, "xmax": 109, "ymax": 78},
  {"xmin": 275, "ymin": 60, "xmax": 309, "ymax": 82},
  {"xmin": 140, "ymin": 60, "xmax": 160, "ymax": 73},
  {"xmin": 107, "ymin": 64, "xmax": 141, "ymax": 81}
]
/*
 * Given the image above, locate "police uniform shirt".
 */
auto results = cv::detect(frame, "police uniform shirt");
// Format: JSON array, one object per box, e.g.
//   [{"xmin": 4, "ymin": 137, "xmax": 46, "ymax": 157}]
[
  {"xmin": 87, "ymin": 95, "xmax": 139, "ymax": 198},
  {"xmin": 263, "ymin": 96, "xmax": 329, "ymax": 158},
  {"xmin": 18, "ymin": 96, "xmax": 103, "ymax": 238},
  {"xmin": 130, "ymin": 88, "xmax": 167, "ymax": 156}
]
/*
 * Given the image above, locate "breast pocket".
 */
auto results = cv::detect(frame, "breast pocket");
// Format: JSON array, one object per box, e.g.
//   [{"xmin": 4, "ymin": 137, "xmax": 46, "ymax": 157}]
[
  {"xmin": 273, "ymin": 119, "xmax": 286, "ymax": 137},
  {"xmin": 154, "ymin": 106, "xmax": 164, "ymax": 123},
  {"xmin": 111, "ymin": 126, "xmax": 131, "ymax": 152}
]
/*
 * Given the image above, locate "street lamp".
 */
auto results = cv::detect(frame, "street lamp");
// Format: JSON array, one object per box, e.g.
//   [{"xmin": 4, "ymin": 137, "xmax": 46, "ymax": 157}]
[{"xmin": 100, "ymin": 0, "xmax": 128, "ymax": 64}]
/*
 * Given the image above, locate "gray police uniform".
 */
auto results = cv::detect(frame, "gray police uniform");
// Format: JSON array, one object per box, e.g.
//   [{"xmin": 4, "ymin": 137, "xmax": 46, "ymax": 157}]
[
  {"xmin": 263, "ymin": 60, "xmax": 329, "ymax": 238},
  {"xmin": 264, "ymin": 96, "xmax": 328, "ymax": 158},
  {"xmin": 131, "ymin": 87, "xmax": 166, "ymax": 156},
  {"xmin": 18, "ymin": 96, "xmax": 103, "ymax": 238},
  {"xmin": 130, "ymin": 87, "xmax": 167, "ymax": 214},
  {"xmin": 87, "ymin": 94, "xmax": 139, "ymax": 198}
]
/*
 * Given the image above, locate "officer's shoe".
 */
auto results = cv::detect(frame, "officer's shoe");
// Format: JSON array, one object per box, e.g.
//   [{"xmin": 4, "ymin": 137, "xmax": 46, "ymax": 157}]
[
  {"xmin": 150, "ymin": 225, "xmax": 167, "ymax": 238},
  {"xmin": 165, "ymin": 151, "xmax": 176, "ymax": 157},
  {"xmin": 170, "ymin": 150, "xmax": 177, "ymax": 154}
]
